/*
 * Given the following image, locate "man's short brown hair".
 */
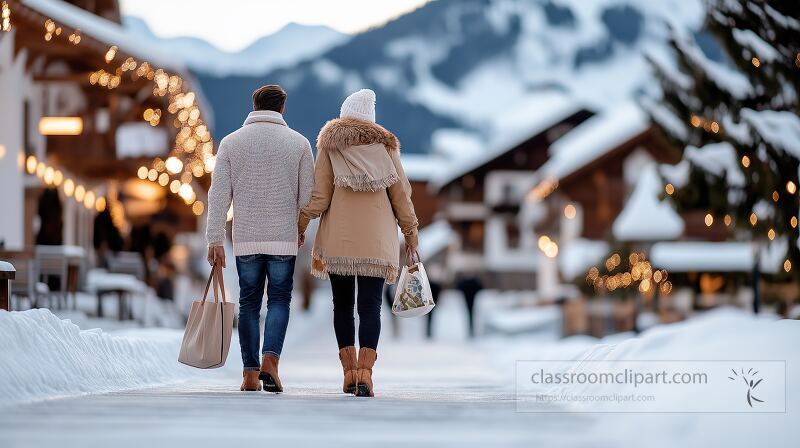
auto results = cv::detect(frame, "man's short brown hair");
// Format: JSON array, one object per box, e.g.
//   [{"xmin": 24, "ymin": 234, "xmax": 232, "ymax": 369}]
[{"xmin": 252, "ymin": 84, "xmax": 287, "ymax": 112}]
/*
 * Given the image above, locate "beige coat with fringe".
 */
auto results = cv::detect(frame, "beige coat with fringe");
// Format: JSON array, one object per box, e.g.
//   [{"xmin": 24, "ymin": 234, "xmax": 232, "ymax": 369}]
[{"xmin": 298, "ymin": 118, "xmax": 419, "ymax": 284}]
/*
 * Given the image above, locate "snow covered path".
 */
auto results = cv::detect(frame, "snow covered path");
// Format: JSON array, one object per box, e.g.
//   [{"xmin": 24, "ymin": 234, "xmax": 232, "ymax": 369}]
[
  {"xmin": 0, "ymin": 339, "xmax": 598, "ymax": 448},
  {"xmin": 1, "ymin": 297, "xmax": 797, "ymax": 447}
]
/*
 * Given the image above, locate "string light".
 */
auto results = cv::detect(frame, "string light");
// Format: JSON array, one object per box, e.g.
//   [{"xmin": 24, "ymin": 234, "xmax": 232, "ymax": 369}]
[
  {"xmin": 63, "ymin": 179, "xmax": 74, "ymax": 197},
  {"xmin": 165, "ymin": 156, "xmax": 183, "ymax": 174},
  {"xmin": 704, "ymin": 213, "xmax": 713, "ymax": 227},
  {"xmin": 723, "ymin": 214, "xmax": 732, "ymax": 226},
  {"xmin": 741, "ymin": 155, "xmax": 750, "ymax": 168},
  {"xmin": 751, "ymin": 57, "xmax": 760, "ymax": 68},
  {"xmin": 25, "ymin": 155, "xmax": 37, "ymax": 174},
  {"xmin": 74, "ymin": 185, "xmax": 85, "ymax": 202},
  {"xmin": 749, "ymin": 212, "xmax": 758, "ymax": 226},
  {"xmin": 67, "ymin": 29, "xmax": 80, "ymax": 45},
  {"xmin": 767, "ymin": 228, "xmax": 775, "ymax": 241},
  {"xmin": 537, "ymin": 235, "xmax": 559, "ymax": 258},
  {"xmin": 564, "ymin": 204, "xmax": 577, "ymax": 220},
  {"xmin": 34, "ymin": 16, "xmax": 215, "ymax": 213},
  {"xmin": 192, "ymin": 201, "xmax": 205, "ymax": 216},
  {"xmin": 785, "ymin": 259, "xmax": 793, "ymax": 273},
  {"xmin": 104, "ymin": 45, "xmax": 118, "ymax": 63},
  {"xmin": 791, "ymin": 216, "xmax": 798, "ymax": 228},
  {"xmin": 1, "ymin": 1, "xmax": 11, "ymax": 32},
  {"xmin": 143, "ymin": 108, "xmax": 161, "ymax": 126},
  {"xmin": 157, "ymin": 172, "xmax": 169, "ymax": 187},
  {"xmin": 772, "ymin": 191, "xmax": 779, "ymax": 202},
  {"xmin": 586, "ymin": 252, "xmax": 668, "ymax": 296},
  {"xmin": 665, "ymin": 183, "xmax": 674, "ymax": 195},
  {"xmin": 787, "ymin": 181, "xmax": 797, "ymax": 195}
]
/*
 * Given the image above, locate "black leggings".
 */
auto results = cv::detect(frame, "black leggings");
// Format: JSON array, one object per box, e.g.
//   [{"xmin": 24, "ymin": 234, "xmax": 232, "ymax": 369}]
[{"xmin": 330, "ymin": 274, "xmax": 384, "ymax": 350}]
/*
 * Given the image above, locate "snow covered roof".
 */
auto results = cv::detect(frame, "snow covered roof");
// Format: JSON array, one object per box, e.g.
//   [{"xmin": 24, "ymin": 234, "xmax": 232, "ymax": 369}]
[
  {"xmin": 538, "ymin": 102, "xmax": 650, "ymax": 182},
  {"xmin": 651, "ymin": 240, "xmax": 786, "ymax": 273},
  {"xmin": 430, "ymin": 92, "xmax": 584, "ymax": 190},
  {"xmin": 417, "ymin": 220, "xmax": 455, "ymax": 261},
  {"xmin": 612, "ymin": 164, "xmax": 684, "ymax": 242},
  {"xmin": 23, "ymin": 0, "xmax": 187, "ymax": 73},
  {"xmin": 401, "ymin": 154, "xmax": 448, "ymax": 183}
]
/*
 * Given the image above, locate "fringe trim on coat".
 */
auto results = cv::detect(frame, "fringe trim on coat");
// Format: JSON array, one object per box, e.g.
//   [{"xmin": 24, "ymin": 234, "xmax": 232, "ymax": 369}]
[
  {"xmin": 311, "ymin": 250, "xmax": 398, "ymax": 284},
  {"xmin": 333, "ymin": 173, "xmax": 399, "ymax": 192}
]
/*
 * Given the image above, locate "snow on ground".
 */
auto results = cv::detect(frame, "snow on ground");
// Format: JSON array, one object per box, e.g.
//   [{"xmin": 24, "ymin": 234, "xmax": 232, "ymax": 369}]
[
  {"xmin": 1, "ymin": 301, "xmax": 797, "ymax": 447},
  {"xmin": 0, "ymin": 308, "xmax": 202, "ymax": 407}
]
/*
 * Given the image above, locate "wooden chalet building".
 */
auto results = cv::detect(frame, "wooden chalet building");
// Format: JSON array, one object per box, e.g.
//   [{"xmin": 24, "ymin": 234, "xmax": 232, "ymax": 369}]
[
  {"xmin": 429, "ymin": 93, "xmax": 592, "ymax": 289},
  {"xmin": 0, "ymin": 0, "xmax": 214, "ymax": 256}
]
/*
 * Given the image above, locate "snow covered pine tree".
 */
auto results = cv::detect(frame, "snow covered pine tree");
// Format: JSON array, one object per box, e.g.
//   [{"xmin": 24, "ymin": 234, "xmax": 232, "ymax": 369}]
[{"xmin": 648, "ymin": 0, "xmax": 800, "ymax": 301}]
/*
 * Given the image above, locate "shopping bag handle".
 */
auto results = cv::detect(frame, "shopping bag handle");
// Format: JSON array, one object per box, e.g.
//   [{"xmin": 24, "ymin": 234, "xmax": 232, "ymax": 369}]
[
  {"xmin": 201, "ymin": 263, "xmax": 228, "ymax": 303},
  {"xmin": 405, "ymin": 248, "xmax": 420, "ymax": 268}
]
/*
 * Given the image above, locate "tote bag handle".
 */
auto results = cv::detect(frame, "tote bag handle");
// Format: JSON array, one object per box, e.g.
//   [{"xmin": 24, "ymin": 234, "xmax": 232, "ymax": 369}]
[{"xmin": 200, "ymin": 263, "xmax": 228, "ymax": 304}]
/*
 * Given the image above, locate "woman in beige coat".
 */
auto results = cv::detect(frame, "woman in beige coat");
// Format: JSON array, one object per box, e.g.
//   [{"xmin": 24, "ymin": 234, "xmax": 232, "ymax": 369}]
[{"xmin": 298, "ymin": 89, "xmax": 419, "ymax": 397}]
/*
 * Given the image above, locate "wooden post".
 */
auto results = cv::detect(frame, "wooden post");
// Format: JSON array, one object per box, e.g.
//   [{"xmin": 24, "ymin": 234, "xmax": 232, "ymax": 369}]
[{"xmin": 0, "ymin": 261, "xmax": 17, "ymax": 311}]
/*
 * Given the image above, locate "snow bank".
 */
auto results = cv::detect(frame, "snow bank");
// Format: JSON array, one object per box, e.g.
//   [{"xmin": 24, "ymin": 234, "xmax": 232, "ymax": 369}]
[{"xmin": 0, "ymin": 309, "xmax": 203, "ymax": 407}]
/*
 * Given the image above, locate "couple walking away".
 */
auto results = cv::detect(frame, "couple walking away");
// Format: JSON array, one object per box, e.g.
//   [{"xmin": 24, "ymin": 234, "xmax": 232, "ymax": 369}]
[{"xmin": 205, "ymin": 85, "xmax": 419, "ymax": 397}]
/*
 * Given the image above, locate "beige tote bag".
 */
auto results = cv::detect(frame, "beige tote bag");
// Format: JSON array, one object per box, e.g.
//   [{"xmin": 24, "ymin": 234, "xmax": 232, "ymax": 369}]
[{"xmin": 178, "ymin": 264, "xmax": 234, "ymax": 369}]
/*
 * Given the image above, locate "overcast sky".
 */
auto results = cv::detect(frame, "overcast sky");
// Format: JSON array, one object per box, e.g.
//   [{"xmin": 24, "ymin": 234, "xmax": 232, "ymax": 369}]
[{"xmin": 120, "ymin": 0, "xmax": 432, "ymax": 51}]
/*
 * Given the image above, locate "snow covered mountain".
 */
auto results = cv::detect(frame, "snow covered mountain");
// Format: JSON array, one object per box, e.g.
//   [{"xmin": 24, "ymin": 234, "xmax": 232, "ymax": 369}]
[
  {"xmin": 122, "ymin": 17, "xmax": 349, "ymax": 76},
  {"xmin": 187, "ymin": 0, "xmax": 722, "ymax": 153}
]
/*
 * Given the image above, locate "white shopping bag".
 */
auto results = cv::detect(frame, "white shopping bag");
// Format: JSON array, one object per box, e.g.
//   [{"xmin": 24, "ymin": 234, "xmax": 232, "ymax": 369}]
[{"xmin": 392, "ymin": 261, "xmax": 435, "ymax": 317}]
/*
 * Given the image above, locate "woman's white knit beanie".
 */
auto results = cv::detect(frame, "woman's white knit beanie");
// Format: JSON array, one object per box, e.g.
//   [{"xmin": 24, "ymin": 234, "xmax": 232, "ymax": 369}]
[{"xmin": 340, "ymin": 89, "xmax": 376, "ymax": 123}]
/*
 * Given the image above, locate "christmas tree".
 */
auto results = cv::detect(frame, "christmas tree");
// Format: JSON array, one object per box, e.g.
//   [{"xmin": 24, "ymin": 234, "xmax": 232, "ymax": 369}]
[{"xmin": 649, "ymin": 0, "xmax": 800, "ymax": 282}]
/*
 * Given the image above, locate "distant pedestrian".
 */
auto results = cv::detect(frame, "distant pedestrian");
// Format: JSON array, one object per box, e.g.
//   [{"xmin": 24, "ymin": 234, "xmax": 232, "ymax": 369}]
[
  {"xmin": 457, "ymin": 276, "xmax": 483, "ymax": 338},
  {"xmin": 206, "ymin": 84, "xmax": 314, "ymax": 393},
  {"xmin": 298, "ymin": 89, "xmax": 419, "ymax": 397}
]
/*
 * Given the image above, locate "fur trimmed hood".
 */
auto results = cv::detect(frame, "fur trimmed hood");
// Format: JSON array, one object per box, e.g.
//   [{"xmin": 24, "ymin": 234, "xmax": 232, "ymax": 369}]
[
  {"xmin": 317, "ymin": 117, "xmax": 400, "ymax": 153},
  {"xmin": 317, "ymin": 118, "xmax": 401, "ymax": 192}
]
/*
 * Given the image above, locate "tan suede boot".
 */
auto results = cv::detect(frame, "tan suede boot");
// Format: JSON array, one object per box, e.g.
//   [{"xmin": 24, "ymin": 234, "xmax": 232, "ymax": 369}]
[
  {"xmin": 259, "ymin": 354, "xmax": 283, "ymax": 393},
  {"xmin": 355, "ymin": 347, "xmax": 377, "ymax": 397},
  {"xmin": 240, "ymin": 370, "xmax": 262, "ymax": 391},
  {"xmin": 339, "ymin": 346, "xmax": 358, "ymax": 394}
]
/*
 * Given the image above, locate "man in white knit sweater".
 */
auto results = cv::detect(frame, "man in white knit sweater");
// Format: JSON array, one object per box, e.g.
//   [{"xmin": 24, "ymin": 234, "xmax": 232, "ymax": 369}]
[{"xmin": 206, "ymin": 84, "xmax": 314, "ymax": 392}]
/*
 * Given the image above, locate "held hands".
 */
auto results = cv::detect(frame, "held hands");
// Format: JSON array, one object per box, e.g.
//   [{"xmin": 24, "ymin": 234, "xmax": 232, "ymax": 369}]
[
  {"xmin": 405, "ymin": 245, "xmax": 420, "ymax": 267},
  {"xmin": 207, "ymin": 245, "xmax": 226, "ymax": 268},
  {"xmin": 298, "ymin": 232, "xmax": 306, "ymax": 248}
]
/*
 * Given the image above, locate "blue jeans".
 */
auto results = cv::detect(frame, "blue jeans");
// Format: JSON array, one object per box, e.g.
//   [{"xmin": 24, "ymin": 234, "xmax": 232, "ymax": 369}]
[{"xmin": 235, "ymin": 254, "xmax": 296, "ymax": 371}]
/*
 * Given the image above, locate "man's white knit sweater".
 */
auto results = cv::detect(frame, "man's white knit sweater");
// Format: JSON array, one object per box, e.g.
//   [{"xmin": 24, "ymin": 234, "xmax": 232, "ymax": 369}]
[{"xmin": 206, "ymin": 110, "xmax": 314, "ymax": 256}]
